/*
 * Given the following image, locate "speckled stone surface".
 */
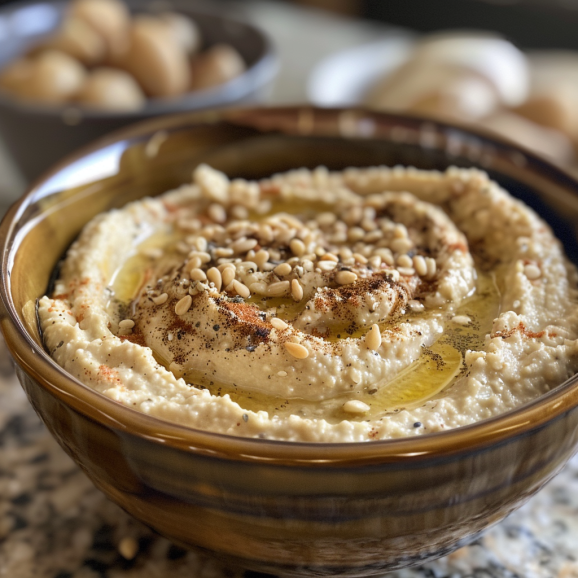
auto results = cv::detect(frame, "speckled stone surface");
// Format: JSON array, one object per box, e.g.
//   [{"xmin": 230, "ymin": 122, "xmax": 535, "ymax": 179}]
[{"xmin": 1, "ymin": 334, "xmax": 578, "ymax": 578}]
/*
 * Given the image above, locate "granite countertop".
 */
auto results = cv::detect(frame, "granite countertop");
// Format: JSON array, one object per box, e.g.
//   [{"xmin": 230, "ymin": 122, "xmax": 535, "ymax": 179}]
[
  {"xmin": 2, "ymin": 332, "xmax": 578, "ymax": 578},
  {"xmin": 2, "ymin": 3, "xmax": 578, "ymax": 577}
]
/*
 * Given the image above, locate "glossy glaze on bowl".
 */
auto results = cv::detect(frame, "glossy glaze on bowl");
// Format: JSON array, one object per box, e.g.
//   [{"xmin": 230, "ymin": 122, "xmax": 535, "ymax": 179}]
[
  {"xmin": 2, "ymin": 107, "xmax": 578, "ymax": 576},
  {"xmin": 0, "ymin": 0, "xmax": 278, "ymax": 181}
]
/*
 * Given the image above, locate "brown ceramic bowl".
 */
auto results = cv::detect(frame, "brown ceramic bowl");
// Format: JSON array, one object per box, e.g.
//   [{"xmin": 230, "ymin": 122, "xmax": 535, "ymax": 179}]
[
  {"xmin": 2, "ymin": 107, "xmax": 578, "ymax": 576},
  {"xmin": 0, "ymin": 0, "xmax": 277, "ymax": 182}
]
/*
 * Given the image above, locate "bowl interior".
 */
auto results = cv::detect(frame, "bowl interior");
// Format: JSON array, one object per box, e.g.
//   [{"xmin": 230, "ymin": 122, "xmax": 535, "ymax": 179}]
[{"xmin": 4, "ymin": 107, "xmax": 578, "ymax": 459}]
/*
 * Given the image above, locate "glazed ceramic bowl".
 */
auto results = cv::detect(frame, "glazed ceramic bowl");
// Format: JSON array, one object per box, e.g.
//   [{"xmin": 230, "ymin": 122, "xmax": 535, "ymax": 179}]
[
  {"xmin": 2, "ymin": 107, "xmax": 578, "ymax": 576},
  {"xmin": 0, "ymin": 0, "xmax": 277, "ymax": 182}
]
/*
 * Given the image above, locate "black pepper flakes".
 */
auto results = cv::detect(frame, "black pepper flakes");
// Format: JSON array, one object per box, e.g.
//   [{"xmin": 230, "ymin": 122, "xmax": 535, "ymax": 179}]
[
  {"xmin": 413, "ymin": 422, "xmax": 422, "ymax": 428},
  {"xmin": 213, "ymin": 324, "xmax": 220, "ymax": 331},
  {"xmin": 242, "ymin": 413, "xmax": 249, "ymax": 422}
]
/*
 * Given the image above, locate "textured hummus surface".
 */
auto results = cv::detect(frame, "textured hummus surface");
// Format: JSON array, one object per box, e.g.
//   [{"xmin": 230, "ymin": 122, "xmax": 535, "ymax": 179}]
[{"xmin": 38, "ymin": 165, "xmax": 578, "ymax": 441}]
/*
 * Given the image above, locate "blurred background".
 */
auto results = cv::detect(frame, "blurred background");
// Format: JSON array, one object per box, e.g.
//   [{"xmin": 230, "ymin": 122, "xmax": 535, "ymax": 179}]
[{"xmin": 1, "ymin": 0, "xmax": 578, "ymax": 207}]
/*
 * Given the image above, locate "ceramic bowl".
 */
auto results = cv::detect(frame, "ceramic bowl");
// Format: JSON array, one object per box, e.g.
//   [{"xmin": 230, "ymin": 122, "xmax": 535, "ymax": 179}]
[
  {"xmin": 2, "ymin": 107, "xmax": 578, "ymax": 576},
  {"xmin": 0, "ymin": 0, "xmax": 277, "ymax": 182}
]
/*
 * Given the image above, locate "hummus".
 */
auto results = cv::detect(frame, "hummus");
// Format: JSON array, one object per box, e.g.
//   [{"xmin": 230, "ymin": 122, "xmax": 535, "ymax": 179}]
[{"xmin": 38, "ymin": 164, "xmax": 578, "ymax": 442}]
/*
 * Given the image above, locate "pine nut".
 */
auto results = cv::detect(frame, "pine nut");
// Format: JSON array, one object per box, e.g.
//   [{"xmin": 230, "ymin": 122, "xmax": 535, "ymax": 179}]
[
  {"xmin": 190, "ymin": 268, "xmax": 207, "ymax": 281},
  {"xmin": 365, "ymin": 324, "xmax": 381, "ymax": 351},
  {"xmin": 254, "ymin": 249, "xmax": 269, "ymax": 269},
  {"xmin": 208, "ymin": 203, "xmax": 226, "ymax": 223},
  {"xmin": 271, "ymin": 318, "xmax": 288, "ymax": 330},
  {"xmin": 222, "ymin": 266, "xmax": 236, "ymax": 287},
  {"xmin": 343, "ymin": 400, "xmax": 370, "ymax": 414},
  {"xmin": 232, "ymin": 238, "xmax": 258, "ymax": 254},
  {"xmin": 318, "ymin": 260, "xmax": 337, "ymax": 272},
  {"xmin": 290, "ymin": 238, "xmax": 305, "ymax": 256},
  {"xmin": 152, "ymin": 293, "xmax": 168, "ymax": 305},
  {"xmin": 267, "ymin": 280, "xmax": 290, "ymax": 296},
  {"xmin": 413, "ymin": 255, "xmax": 427, "ymax": 277},
  {"xmin": 291, "ymin": 279, "xmax": 304, "ymax": 301},
  {"xmin": 249, "ymin": 282, "xmax": 268, "ymax": 295},
  {"xmin": 397, "ymin": 254, "xmax": 413, "ymax": 268},
  {"xmin": 233, "ymin": 280, "xmax": 250, "ymax": 299},
  {"xmin": 274, "ymin": 263, "xmax": 292, "ymax": 276},
  {"xmin": 336, "ymin": 270, "xmax": 357, "ymax": 285},
  {"xmin": 206, "ymin": 267, "xmax": 222, "ymax": 291},
  {"xmin": 175, "ymin": 295, "xmax": 192, "ymax": 316},
  {"xmin": 524, "ymin": 264, "xmax": 541, "ymax": 280},
  {"xmin": 284, "ymin": 342, "xmax": 309, "ymax": 359}
]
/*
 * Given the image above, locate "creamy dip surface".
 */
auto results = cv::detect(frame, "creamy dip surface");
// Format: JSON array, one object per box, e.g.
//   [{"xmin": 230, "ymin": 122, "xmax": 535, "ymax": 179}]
[{"xmin": 38, "ymin": 165, "xmax": 578, "ymax": 442}]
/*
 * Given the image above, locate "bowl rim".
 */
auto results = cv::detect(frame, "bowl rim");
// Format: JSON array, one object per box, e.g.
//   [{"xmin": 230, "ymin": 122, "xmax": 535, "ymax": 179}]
[
  {"xmin": 3, "ymin": 105, "xmax": 578, "ymax": 466},
  {"xmin": 0, "ymin": 0, "xmax": 279, "ymax": 118}
]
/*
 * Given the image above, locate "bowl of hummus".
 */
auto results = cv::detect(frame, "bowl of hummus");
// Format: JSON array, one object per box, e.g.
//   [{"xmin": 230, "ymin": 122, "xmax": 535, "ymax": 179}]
[{"xmin": 2, "ymin": 107, "xmax": 578, "ymax": 575}]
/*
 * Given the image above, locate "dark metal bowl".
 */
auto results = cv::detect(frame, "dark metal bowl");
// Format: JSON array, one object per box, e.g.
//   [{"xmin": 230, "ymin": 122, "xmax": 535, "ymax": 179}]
[{"xmin": 0, "ymin": 0, "xmax": 278, "ymax": 181}]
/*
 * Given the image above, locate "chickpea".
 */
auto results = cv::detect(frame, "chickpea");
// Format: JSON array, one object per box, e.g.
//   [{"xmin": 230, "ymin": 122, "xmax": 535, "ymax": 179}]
[
  {"xmin": 121, "ymin": 17, "xmax": 190, "ymax": 98},
  {"xmin": 35, "ymin": 16, "xmax": 106, "ymax": 66},
  {"xmin": 158, "ymin": 12, "xmax": 201, "ymax": 56},
  {"xmin": 15, "ymin": 50, "xmax": 86, "ymax": 104},
  {"xmin": 69, "ymin": 0, "xmax": 130, "ymax": 59},
  {"xmin": 75, "ymin": 67, "xmax": 145, "ymax": 111},
  {"xmin": 190, "ymin": 44, "xmax": 245, "ymax": 90}
]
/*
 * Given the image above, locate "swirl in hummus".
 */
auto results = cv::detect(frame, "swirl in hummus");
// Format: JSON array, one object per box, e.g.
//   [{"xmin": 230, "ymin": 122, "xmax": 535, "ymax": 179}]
[{"xmin": 38, "ymin": 165, "xmax": 578, "ymax": 442}]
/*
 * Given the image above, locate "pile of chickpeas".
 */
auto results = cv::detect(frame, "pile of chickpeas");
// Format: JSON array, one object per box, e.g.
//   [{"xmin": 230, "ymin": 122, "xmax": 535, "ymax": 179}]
[{"xmin": 0, "ymin": 0, "xmax": 246, "ymax": 111}]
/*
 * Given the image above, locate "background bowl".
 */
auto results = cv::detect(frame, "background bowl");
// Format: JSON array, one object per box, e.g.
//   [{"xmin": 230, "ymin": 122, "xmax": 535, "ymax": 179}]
[
  {"xmin": 2, "ymin": 107, "xmax": 578, "ymax": 576},
  {"xmin": 0, "ymin": 0, "xmax": 277, "ymax": 182}
]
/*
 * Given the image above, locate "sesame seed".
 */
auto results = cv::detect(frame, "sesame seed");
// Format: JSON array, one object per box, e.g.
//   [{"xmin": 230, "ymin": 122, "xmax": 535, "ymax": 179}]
[
  {"xmin": 343, "ymin": 400, "xmax": 370, "ymax": 414},
  {"xmin": 277, "ymin": 370, "xmax": 288, "ymax": 377},
  {"xmin": 175, "ymin": 295, "xmax": 192, "ymax": 316},
  {"xmin": 271, "ymin": 318, "xmax": 288, "ymax": 330},
  {"xmin": 352, "ymin": 253, "xmax": 368, "ymax": 264},
  {"xmin": 397, "ymin": 267, "xmax": 415, "ymax": 276},
  {"xmin": 364, "ymin": 324, "xmax": 381, "ymax": 351},
  {"xmin": 393, "ymin": 224, "xmax": 408, "ymax": 238},
  {"xmin": 190, "ymin": 268, "xmax": 207, "ymax": 281},
  {"xmin": 291, "ymin": 279, "xmax": 304, "ymax": 301},
  {"xmin": 320, "ymin": 253, "xmax": 339, "ymax": 262},
  {"xmin": 284, "ymin": 342, "xmax": 309, "ymax": 359},
  {"xmin": 524, "ymin": 264, "xmax": 541, "ymax": 280},
  {"xmin": 231, "ymin": 280, "xmax": 250, "ymax": 299},
  {"xmin": 152, "ymin": 293, "xmax": 168, "ymax": 305},
  {"xmin": 336, "ymin": 270, "xmax": 357, "ymax": 285},
  {"xmin": 274, "ymin": 262, "xmax": 292, "ymax": 276},
  {"xmin": 119, "ymin": 319, "xmax": 135, "ymax": 330},
  {"xmin": 451, "ymin": 315, "xmax": 471, "ymax": 326},
  {"xmin": 267, "ymin": 280, "xmax": 290, "ymax": 296},
  {"xmin": 206, "ymin": 267, "xmax": 222, "ymax": 291},
  {"xmin": 290, "ymin": 238, "xmax": 305, "ymax": 256}
]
